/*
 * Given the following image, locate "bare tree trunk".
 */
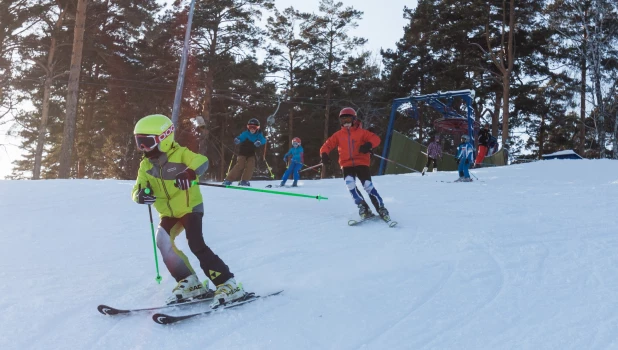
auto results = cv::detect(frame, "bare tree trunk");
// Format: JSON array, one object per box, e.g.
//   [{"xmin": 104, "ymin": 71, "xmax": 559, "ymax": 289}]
[
  {"xmin": 502, "ymin": 0, "xmax": 515, "ymax": 148},
  {"xmin": 323, "ymin": 85, "xmax": 332, "ymax": 142},
  {"xmin": 579, "ymin": 29, "xmax": 587, "ymax": 156},
  {"xmin": 321, "ymin": 91, "xmax": 331, "ymax": 179},
  {"xmin": 502, "ymin": 74, "xmax": 510, "ymax": 147},
  {"xmin": 539, "ymin": 112, "xmax": 545, "ymax": 159},
  {"xmin": 58, "ymin": 0, "xmax": 88, "ymax": 178},
  {"xmin": 493, "ymin": 90, "xmax": 501, "ymax": 137},
  {"xmin": 481, "ymin": 0, "xmax": 515, "ymax": 148},
  {"xmin": 613, "ymin": 108, "xmax": 618, "ymax": 159},
  {"xmin": 34, "ymin": 76, "xmax": 53, "ymax": 179},
  {"xmin": 199, "ymin": 28, "xmax": 218, "ymax": 155},
  {"xmin": 592, "ymin": 43, "xmax": 605, "ymax": 158},
  {"xmin": 77, "ymin": 75, "xmax": 98, "ymax": 178},
  {"xmin": 289, "ymin": 108, "xmax": 294, "ymax": 147},
  {"xmin": 219, "ymin": 114, "xmax": 225, "ymax": 181},
  {"xmin": 33, "ymin": 6, "xmax": 67, "ymax": 180},
  {"xmin": 288, "ymin": 72, "xmax": 295, "ymax": 147}
]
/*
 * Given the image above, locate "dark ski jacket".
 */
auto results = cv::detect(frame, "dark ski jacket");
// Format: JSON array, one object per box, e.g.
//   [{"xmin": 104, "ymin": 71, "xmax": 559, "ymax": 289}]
[{"xmin": 478, "ymin": 128, "xmax": 491, "ymax": 146}]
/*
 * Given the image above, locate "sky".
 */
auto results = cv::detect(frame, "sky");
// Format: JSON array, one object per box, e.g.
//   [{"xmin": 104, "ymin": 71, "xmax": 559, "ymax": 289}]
[
  {"xmin": 1, "ymin": 160, "xmax": 618, "ymax": 348},
  {"xmin": 0, "ymin": 0, "xmax": 414, "ymax": 180},
  {"xmin": 270, "ymin": 0, "xmax": 413, "ymax": 55}
]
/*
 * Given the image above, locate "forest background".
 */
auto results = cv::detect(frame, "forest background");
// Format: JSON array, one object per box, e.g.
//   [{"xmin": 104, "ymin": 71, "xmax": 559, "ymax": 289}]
[{"xmin": 1, "ymin": 0, "xmax": 617, "ymax": 181}]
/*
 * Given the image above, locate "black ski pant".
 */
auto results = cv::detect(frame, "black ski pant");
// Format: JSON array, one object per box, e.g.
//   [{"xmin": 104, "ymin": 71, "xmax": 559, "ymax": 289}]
[
  {"xmin": 425, "ymin": 157, "xmax": 438, "ymax": 168},
  {"xmin": 158, "ymin": 213, "xmax": 233, "ymax": 286}
]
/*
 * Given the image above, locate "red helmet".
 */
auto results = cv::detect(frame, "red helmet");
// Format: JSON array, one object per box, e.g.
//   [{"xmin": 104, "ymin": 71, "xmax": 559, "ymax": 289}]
[
  {"xmin": 292, "ymin": 137, "xmax": 301, "ymax": 145},
  {"xmin": 339, "ymin": 107, "xmax": 357, "ymax": 117},
  {"xmin": 339, "ymin": 107, "xmax": 357, "ymax": 126}
]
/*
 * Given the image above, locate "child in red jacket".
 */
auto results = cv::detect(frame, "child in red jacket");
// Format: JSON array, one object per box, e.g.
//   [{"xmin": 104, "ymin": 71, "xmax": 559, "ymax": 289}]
[{"xmin": 320, "ymin": 107, "xmax": 390, "ymax": 220}]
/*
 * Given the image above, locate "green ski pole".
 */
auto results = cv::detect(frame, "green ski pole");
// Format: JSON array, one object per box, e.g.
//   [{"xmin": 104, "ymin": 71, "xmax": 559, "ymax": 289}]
[
  {"xmin": 195, "ymin": 182, "xmax": 328, "ymax": 201},
  {"xmin": 145, "ymin": 188, "xmax": 162, "ymax": 284}
]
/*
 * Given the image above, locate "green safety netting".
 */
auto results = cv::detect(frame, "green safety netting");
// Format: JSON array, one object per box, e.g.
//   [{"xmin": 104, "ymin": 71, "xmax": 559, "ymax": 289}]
[{"xmin": 385, "ymin": 131, "xmax": 506, "ymax": 175}]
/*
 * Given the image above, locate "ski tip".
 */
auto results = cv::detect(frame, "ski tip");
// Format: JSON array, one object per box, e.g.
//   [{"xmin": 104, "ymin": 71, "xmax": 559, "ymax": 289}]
[
  {"xmin": 268, "ymin": 290, "xmax": 284, "ymax": 297},
  {"xmin": 152, "ymin": 313, "xmax": 171, "ymax": 325},
  {"xmin": 97, "ymin": 304, "xmax": 125, "ymax": 315}
]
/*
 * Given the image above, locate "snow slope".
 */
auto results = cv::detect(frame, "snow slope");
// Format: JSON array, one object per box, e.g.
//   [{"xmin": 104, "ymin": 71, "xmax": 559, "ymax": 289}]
[{"xmin": 1, "ymin": 160, "xmax": 618, "ymax": 350}]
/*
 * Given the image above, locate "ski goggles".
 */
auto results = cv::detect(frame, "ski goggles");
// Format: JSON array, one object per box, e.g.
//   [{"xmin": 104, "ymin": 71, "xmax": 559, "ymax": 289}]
[
  {"xmin": 135, "ymin": 124, "xmax": 175, "ymax": 152},
  {"xmin": 340, "ymin": 115, "xmax": 354, "ymax": 125},
  {"xmin": 292, "ymin": 141, "xmax": 300, "ymax": 147},
  {"xmin": 247, "ymin": 124, "xmax": 260, "ymax": 131}
]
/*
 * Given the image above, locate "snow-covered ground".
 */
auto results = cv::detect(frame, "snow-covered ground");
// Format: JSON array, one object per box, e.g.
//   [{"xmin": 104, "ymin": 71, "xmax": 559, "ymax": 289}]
[{"xmin": 1, "ymin": 160, "xmax": 618, "ymax": 349}]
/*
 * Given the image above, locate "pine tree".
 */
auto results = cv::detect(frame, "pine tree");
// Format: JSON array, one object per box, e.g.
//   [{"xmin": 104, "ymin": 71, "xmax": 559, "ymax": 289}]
[{"xmin": 266, "ymin": 7, "xmax": 310, "ymax": 147}]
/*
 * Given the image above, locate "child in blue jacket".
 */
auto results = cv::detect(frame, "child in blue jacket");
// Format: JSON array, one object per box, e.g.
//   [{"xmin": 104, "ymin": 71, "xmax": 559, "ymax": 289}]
[
  {"xmin": 280, "ymin": 137, "xmax": 304, "ymax": 187},
  {"xmin": 456, "ymin": 134, "xmax": 474, "ymax": 182},
  {"xmin": 223, "ymin": 118, "xmax": 267, "ymax": 186}
]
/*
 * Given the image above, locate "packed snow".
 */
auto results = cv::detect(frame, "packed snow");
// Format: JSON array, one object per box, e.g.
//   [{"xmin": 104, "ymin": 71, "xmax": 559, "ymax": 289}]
[{"xmin": 1, "ymin": 160, "xmax": 618, "ymax": 349}]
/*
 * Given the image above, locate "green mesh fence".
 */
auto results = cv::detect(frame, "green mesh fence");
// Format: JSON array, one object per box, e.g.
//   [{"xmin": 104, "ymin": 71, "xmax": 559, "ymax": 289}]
[{"xmin": 385, "ymin": 131, "xmax": 506, "ymax": 174}]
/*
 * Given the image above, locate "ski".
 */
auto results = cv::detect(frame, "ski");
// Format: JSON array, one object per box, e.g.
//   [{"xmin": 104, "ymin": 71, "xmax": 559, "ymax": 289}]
[
  {"xmin": 265, "ymin": 185, "xmax": 298, "ymax": 188},
  {"xmin": 380, "ymin": 216, "xmax": 398, "ymax": 228},
  {"xmin": 152, "ymin": 290, "xmax": 284, "ymax": 325},
  {"xmin": 436, "ymin": 180, "xmax": 482, "ymax": 183},
  {"xmin": 348, "ymin": 214, "xmax": 378, "ymax": 226},
  {"xmin": 97, "ymin": 292, "xmax": 214, "ymax": 316},
  {"xmin": 348, "ymin": 215, "xmax": 397, "ymax": 228}
]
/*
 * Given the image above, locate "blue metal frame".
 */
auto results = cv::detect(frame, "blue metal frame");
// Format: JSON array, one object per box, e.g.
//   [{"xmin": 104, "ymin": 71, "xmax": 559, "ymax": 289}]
[{"xmin": 379, "ymin": 89, "xmax": 476, "ymax": 175}]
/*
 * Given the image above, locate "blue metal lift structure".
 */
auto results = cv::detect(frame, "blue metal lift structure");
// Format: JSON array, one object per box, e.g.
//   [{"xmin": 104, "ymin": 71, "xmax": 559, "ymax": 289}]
[{"xmin": 378, "ymin": 89, "xmax": 476, "ymax": 175}]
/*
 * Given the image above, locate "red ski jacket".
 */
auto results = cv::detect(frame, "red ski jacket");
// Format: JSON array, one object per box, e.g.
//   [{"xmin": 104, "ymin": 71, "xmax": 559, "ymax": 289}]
[{"xmin": 320, "ymin": 123, "xmax": 380, "ymax": 168}]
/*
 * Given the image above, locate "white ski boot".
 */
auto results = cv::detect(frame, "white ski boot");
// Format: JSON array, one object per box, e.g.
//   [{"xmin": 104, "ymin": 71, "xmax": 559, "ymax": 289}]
[
  {"xmin": 166, "ymin": 274, "xmax": 210, "ymax": 305},
  {"xmin": 210, "ymin": 278, "xmax": 246, "ymax": 309},
  {"xmin": 454, "ymin": 177, "xmax": 464, "ymax": 182},
  {"xmin": 422, "ymin": 167, "xmax": 428, "ymax": 176}
]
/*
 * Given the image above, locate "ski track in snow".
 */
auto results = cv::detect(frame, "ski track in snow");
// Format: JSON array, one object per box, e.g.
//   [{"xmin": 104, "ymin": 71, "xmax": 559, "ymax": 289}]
[{"xmin": 1, "ymin": 160, "xmax": 618, "ymax": 349}]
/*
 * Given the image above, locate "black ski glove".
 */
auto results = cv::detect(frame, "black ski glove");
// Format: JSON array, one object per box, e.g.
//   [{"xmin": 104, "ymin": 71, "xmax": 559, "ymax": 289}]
[
  {"xmin": 175, "ymin": 168, "xmax": 196, "ymax": 190},
  {"xmin": 137, "ymin": 188, "xmax": 156, "ymax": 205},
  {"xmin": 456, "ymin": 158, "xmax": 460, "ymax": 165},
  {"xmin": 359, "ymin": 142, "xmax": 373, "ymax": 154},
  {"xmin": 321, "ymin": 153, "xmax": 330, "ymax": 165}
]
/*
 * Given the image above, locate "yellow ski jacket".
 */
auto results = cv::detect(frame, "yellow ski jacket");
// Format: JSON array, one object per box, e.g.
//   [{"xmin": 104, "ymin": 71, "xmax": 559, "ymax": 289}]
[{"xmin": 132, "ymin": 143, "xmax": 208, "ymax": 218}]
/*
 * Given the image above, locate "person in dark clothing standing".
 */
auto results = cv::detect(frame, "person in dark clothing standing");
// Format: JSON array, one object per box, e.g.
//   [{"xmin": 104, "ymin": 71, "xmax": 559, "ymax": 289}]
[
  {"xmin": 422, "ymin": 135, "xmax": 442, "ymax": 175},
  {"xmin": 474, "ymin": 124, "xmax": 491, "ymax": 168}
]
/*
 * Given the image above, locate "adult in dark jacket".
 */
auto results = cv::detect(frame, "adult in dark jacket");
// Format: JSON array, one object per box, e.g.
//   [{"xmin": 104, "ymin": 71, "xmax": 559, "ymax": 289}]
[{"xmin": 474, "ymin": 124, "xmax": 491, "ymax": 168}]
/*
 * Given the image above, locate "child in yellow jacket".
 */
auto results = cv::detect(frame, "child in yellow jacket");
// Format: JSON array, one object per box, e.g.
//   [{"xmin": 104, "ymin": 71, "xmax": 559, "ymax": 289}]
[{"xmin": 132, "ymin": 114, "xmax": 244, "ymax": 308}]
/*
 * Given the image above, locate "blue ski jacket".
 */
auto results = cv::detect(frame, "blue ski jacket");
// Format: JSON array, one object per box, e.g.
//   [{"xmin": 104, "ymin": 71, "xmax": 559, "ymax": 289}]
[
  {"xmin": 457, "ymin": 142, "xmax": 475, "ymax": 163},
  {"xmin": 283, "ymin": 145, "xmax": 304, "ymax": 164},
  {"xmin": 235, "ymin": 130, "xmax": 267, "ymax": 157}
]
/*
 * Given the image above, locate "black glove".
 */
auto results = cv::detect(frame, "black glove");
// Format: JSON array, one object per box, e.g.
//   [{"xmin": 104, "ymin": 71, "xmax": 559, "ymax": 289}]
[
  {"xmin": 175, "ymin": 168, "xmax": 196, "ymax": 190},
  {"xmin": 456, "ymin": 158, "xmax": 460, "ymax": 165},
  {"xmin": 137, "ymin": 188, "xmax": 156, "ymax": 205},
  {"xmin": 321, "ymin": 153, "xmax": 330, "ymax": 165},
  {"xmin": 359, "ymin": 142, "xmax": 373, "ymax": 154}
]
